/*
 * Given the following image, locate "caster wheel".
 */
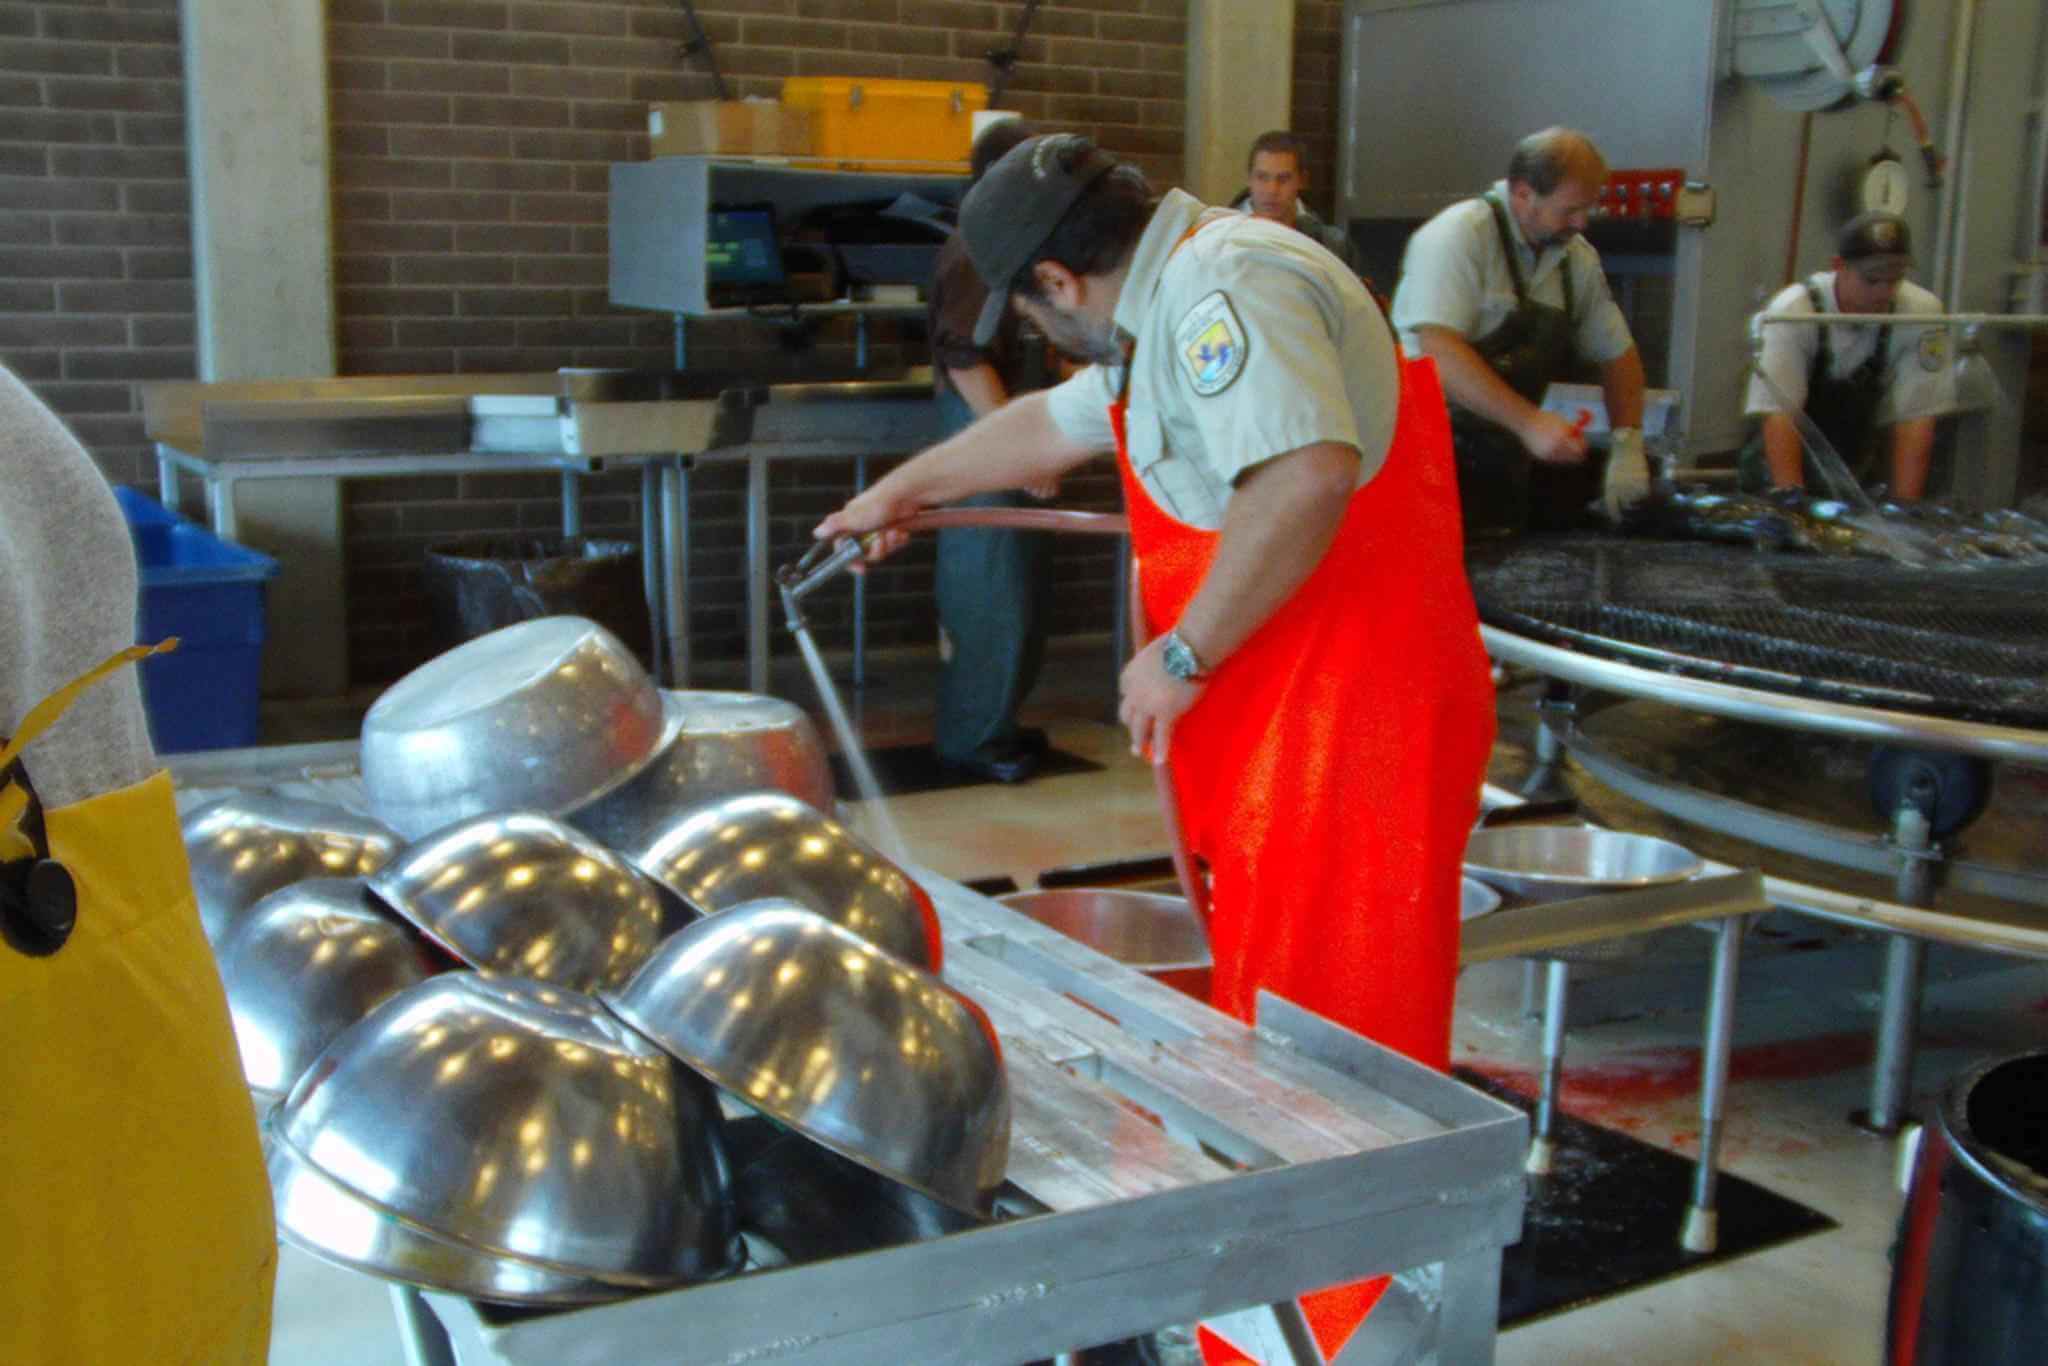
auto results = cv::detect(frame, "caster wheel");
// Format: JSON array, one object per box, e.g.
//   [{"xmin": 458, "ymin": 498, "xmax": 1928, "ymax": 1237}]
[{"xmin": 1867, "ymin": 746, "xmax": 1992, "ymax": 840}]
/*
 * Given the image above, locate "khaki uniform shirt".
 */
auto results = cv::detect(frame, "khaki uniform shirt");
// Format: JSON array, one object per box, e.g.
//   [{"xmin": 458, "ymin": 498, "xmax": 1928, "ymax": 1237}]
[
  {"xmin": 1390, "ymin": 182, "xmax": 1633, "ymax": 364},
  {"xmin": 1044, "ymin": 188, "xmax": 1401, "ymax": 530},
  {"xmin": 1744, "ymin": 274, "xmax": 1957, "ymax": 426}
]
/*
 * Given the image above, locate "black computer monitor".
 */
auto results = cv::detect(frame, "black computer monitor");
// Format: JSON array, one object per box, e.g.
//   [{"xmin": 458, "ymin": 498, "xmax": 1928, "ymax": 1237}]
[{"xmin": 706, "ymin": 203, "xmax": 787, "ymax": 307}]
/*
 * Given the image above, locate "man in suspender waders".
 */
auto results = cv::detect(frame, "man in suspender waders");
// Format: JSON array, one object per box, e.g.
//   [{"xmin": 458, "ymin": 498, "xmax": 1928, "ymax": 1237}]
[
  {"xmin": 1391, "ymin": 127, "xmax": 1651, "ymax": 537},
  {"xmin": 1740, "ymin": 211, "xmax": 1958, "ymax": 500}
]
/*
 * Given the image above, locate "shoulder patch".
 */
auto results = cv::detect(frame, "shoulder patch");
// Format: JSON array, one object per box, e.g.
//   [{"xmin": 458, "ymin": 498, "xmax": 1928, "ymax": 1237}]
[
  {"xmin": 1916, "ymin": 325, "xmax": 1950, "ymax": 373},
  {"xmin": 1174, "ymin": 290, "xmax": 1249, "ymax": 397}
]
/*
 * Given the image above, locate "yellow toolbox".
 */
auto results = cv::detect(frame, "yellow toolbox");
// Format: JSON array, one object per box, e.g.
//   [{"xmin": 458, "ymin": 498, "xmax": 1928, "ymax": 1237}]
[{"xmin": 779, "ymin": 77, "xmax": 987, "ymax": 167}]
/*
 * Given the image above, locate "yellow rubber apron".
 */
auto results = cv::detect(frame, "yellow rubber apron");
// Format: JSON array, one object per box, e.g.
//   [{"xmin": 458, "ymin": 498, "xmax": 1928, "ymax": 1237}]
[{"xmin": 1, "ymin": 646, "xmax": 275, "ymax": 1364}]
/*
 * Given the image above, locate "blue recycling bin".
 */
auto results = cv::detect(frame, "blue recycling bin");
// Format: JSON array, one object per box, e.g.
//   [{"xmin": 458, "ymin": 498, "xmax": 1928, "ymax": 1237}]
[{"xmin": 113, "ymin": 486, "xmax": 279, "ymax": 753}]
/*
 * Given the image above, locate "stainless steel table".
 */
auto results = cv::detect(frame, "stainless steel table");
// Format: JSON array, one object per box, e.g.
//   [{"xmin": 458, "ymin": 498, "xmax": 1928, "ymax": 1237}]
[
  {"xmin": 172, "ymin": 742, "xmax": 1527, "ymax": 1366},
  {"xmin": 1484, "ymin": 622, "xmax": 2048, "ymax": 1135},
  {"xmin": 142, "ymin": 370, "xmax": 944, "ymax": 692}
]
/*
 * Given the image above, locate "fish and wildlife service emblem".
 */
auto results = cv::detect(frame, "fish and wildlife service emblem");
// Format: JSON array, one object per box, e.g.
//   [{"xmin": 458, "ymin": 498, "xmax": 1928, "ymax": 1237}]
[
  {"xmin": 1176, "ymin": 291, "xmax": 1248, "ymax": 396},
  {"xmin": 1917, "ymin": 325, "xmax": 1950, "ymax": 373}
]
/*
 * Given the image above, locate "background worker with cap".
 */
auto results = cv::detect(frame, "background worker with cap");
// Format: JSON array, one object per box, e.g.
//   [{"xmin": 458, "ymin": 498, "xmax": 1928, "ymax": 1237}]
[
  {"xmin": 1740, "ymin": 210, "xmax": 1957, "ymax": 501},
  {"xmin": 1391, "ymin": 126, "xmax": 1650, "ymax": 535},
  {"xmin": 818, "ymin": 131, "xmax": 1494, "ymax": 1358},
  {"xmin": 0, "ymin": 362, "xmax": 276, "ymax": 1361},
  {"xmin": 1229, "ymin": 129, "xmax": 1363, "ymax": 276}
]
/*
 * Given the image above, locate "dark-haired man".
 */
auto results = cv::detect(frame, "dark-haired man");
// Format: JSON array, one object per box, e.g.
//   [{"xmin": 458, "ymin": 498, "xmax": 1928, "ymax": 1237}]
[
  {"xmin": 1392, "ymin": 126, "xmax": 1649, "ymax": 535},
  {"xmin": 1739, "ymin": 211, "xmax": 1956, "ymax": 500},
  {"xmin": 820, "ymin": 140, "xmax": 1494, "ymax": 1352},
  {"xmin": 820, "ymin": 133, "xmax": 1492, "ymax": 1072},
  {"xmin": 1230, "ymin": 129, "xmax": 1360, "ymax": 274}
]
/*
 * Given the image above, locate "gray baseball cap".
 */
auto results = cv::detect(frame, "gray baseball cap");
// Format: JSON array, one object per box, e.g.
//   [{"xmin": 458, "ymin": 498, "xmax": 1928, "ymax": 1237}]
[{"xmin": 962, "ymin": 134, "xmax": 1118, "ymax": 346}]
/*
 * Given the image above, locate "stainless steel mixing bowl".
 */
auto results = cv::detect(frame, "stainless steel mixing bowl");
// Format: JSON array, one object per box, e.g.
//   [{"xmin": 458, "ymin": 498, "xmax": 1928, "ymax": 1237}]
[
  {"xmin": 218, "ymin": 878, "xmax": 443, "ymax": 1100},
  {"xmin": 274, "ymin": 972, "xmax": 738, "ymax": 1287},
  {"xmin": 183, "ymin": 793, "xmax": 404, "ymax": 946},
  {"xmin": 1462, "ymin": 826, "xmax": 1704, "ymax": 904},
  {"xmin": 603, "ymin": 900, "xmax": 1010, "ymax": 1216},
  {"xmin": 368, "ymin": 811, "xmax": 690, "ymax": 993},
  {"xmin": 265, "ymin": 1120, "xmax": 624, "ymax": 1305},
  {"xmin": 995, "ymin": 887, "xmax": 1212, "ymax": 998},
  {"xmin": 360, "ymin": 617, "xmax": 667, "ymax": 840},
  {"xmin": 568, "ymin": 690, "xmax": 836, "ymax": 851},
  {"xmin": 626, "ymin": 791, "xmax": 940, "ymax": 971}
]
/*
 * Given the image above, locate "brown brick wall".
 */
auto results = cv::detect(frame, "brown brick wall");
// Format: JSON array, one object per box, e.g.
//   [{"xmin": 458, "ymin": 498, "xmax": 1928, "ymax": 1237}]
[
  {"xmin": 0, "ymin": 0, "xmax": 190, "ymax": 490},
  {"xmin": 2, "ymin": 2, "xmax": 1343, "ymax": 689}
]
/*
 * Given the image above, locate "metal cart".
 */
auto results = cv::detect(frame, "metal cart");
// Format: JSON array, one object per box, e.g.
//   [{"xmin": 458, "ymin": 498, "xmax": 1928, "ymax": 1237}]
[{"xmin": 173, "ymin": 744, "xmax": 1527, "ymax": 1366}]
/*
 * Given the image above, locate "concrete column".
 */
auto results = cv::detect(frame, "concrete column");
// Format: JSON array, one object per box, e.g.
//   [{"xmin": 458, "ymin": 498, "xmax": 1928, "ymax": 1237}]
[
  {"xmin": 1184, "ymin": 0, "xmax": 1295, "ymax": 206},
  {"xmin": 182, "ymin": 2, "xmax": 346, "ymax": 699}
]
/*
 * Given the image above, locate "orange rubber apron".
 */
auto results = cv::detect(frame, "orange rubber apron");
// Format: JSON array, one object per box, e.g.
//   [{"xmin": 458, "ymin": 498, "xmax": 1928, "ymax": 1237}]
[
  {"xmin": 1, "ymin": 646, "xmax": 276, "ymax": 1363},
  {"xmin": 1112, "ymin": 302, "xmax": 1494, "ymax": 1359}
]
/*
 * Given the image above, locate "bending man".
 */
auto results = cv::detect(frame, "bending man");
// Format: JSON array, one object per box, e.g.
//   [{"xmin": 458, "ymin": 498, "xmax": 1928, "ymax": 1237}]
[
  {"xmin": 1392, "ymin": 126, "xmax": 1649, "ymax": 534},
  {"xmin": 1741, "ymin": 211, "xmax": 1956, "ymax": 500}
]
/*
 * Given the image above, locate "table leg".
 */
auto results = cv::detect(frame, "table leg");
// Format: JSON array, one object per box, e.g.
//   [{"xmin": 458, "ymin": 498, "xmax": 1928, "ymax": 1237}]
[
  {"xmin": 207, "ymin": 476, "xmax": 239, "ymax": 540},
  {"xmin": 1683, "ymin": 912, "xmax": 1748, "ymax": 1253},
  {"xmin": 640, "ymin": 463, "xmax": 664, "ymax": 675},
  {"xmin": 559, "ymin": 470, "xmax": 582, "ymax": 539},
  {"xmin": 1521, "ymin": 682, "xmax": 1574, "ymax": 797},
  {"xmin": 1856, "ymin": 805, "xmax": 1934, "ymax": 1135},
  {"xmin": 661, "ymin": 459, "xmax": 691, "ymax": 688},
  {"xmin": 388, "ymin": 1284, "xmax": 457, "ymax": 1366},
  {"xmin": 1527, "ymin": 958, "xmax": 1570, "ymax": 1176},
  {"xmin": 1434, "ymin": 1245, "xmax": 1505, "ymax": 1365},
  {"xmin": 155, "ymin": 443, "xmax": 178, "ymax": 509}
]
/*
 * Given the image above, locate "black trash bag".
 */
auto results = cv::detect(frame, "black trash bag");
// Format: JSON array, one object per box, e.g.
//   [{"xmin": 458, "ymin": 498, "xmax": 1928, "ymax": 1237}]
[{"xmin": 423, "ymin": 536, "xmax": 651, "ymax": 666}]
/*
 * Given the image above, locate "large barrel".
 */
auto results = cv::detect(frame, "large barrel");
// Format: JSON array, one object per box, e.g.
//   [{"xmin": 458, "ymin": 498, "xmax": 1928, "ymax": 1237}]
[{"xmin": 1888, "ymin": 1052, "xmax": 2048, "ymax": 1363}]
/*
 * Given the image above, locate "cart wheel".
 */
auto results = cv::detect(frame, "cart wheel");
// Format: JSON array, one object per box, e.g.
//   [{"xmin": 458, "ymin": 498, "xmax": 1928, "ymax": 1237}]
[{"xmin": 1867, "ymin": 746, "xmax": 1993, "ymax": 839}]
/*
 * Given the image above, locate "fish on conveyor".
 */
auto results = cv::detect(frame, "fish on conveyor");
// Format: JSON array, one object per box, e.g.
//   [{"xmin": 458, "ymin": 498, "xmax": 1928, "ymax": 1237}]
[
  {"xmin": 1619, "ymin": 484, "xmax": 1823, "ymax": 552},
  {"xmin": 1878, "ymin": 500, "xmax": 2039, "ymax": 561}
]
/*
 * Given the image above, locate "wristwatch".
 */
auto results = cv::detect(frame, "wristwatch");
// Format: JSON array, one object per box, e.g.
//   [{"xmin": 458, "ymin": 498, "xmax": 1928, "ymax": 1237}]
[{"xmin": 1160, "ymin": 627, "xmax": 1208, "ymax": 682}]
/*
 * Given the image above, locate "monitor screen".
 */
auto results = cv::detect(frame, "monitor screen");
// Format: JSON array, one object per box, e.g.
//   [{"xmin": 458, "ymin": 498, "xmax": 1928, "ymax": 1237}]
[{"xmin": 706, "ymin": 205, "xmax": 785, "ymax": 290}]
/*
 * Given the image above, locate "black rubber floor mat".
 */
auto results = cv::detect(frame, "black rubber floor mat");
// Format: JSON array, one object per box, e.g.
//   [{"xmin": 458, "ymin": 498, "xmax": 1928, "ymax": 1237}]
[
  {"xmin": 1453, "ymin": 1069, "xmax": 1839, "ymax": 1328},
  {"xmin": 830, "ymin": 744, "xmax": 1102, "ymax": 797}
]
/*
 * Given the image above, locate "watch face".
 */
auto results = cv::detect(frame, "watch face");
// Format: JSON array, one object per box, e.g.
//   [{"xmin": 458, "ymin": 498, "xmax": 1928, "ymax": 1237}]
[
  {"xmin": 1861, "ymin": 159, "xmax": 1909, "ymax": 215},
  {"xmin": 1162, "ymin": 634, "xmax": 1198, "ymax": 680}
]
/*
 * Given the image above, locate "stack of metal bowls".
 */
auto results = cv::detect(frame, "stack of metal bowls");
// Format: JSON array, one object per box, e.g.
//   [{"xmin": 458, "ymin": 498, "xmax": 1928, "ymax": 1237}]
[
  {"xmin": 367, "ymin": 810, "xmax": 690, "ymax": 993},
  {"xmin": 360, "ymin": 617, "xmax": 668, "ymax": 840},
  {"xmin": 216, "ymin": 877, "xmax": 445, "ymax": 1101},
  {"xmin": 569, "ymin": 691, "xmax": 835, "ymax": 851},
  {"xmin": 267, "ymin": 972, "xmax": 739, "ymax": 1304},
  {"xmin": 627, "ymin": 790, "xmax": 941, "ymax": 971},
  {"xmin": 604, "ymin": 899, "xmax": 1010, "ymax": 1220},
  {"xmin": 194, "ymin": 617, "xmax": 1021, "ymax": 1302},
  {"xmin": 183, "ymin": 793, "xmax": 403, "ymax": 946}
]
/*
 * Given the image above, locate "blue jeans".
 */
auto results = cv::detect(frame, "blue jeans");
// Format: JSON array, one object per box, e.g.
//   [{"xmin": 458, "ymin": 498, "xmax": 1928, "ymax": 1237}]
[{"xmin": 932, "ymin": 388, "xmax": 1052, "ymax": 761}]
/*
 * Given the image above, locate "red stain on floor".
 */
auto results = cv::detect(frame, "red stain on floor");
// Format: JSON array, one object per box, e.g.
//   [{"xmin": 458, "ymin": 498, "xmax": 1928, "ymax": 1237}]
[{"xmin": 1468, "ymin": 1032, "xmax": 1877, "ymax": 1125}]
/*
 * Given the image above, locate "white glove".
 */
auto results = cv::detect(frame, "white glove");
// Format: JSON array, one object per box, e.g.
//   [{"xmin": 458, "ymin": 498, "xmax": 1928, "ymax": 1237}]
[{"xmin": 1600, "ymin": 426, "xmax": 1650, "ymax": 522}]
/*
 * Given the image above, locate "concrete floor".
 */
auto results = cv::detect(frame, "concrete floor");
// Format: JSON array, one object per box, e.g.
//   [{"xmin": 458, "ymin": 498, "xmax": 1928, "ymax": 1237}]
[{"xmin": 259, "ymin": 637, "xmax": 2048, "ymax": 1364}]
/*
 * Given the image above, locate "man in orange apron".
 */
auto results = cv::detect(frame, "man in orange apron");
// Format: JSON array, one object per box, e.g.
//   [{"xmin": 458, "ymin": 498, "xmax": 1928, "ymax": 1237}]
[
  {"xmin": 1, "ymin": 364, "xmax": 276, "ymax": 1362},
  {"xmin": 819, "ymin": 136, "xmax": 1495, "ymax": 1361}
]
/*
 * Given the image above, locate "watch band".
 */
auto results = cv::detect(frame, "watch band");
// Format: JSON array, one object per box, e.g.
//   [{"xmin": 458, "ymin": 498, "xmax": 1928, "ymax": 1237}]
[{"xmin": 1162, "ymin": 627, "xmax": 1208, "ymax": 681}]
